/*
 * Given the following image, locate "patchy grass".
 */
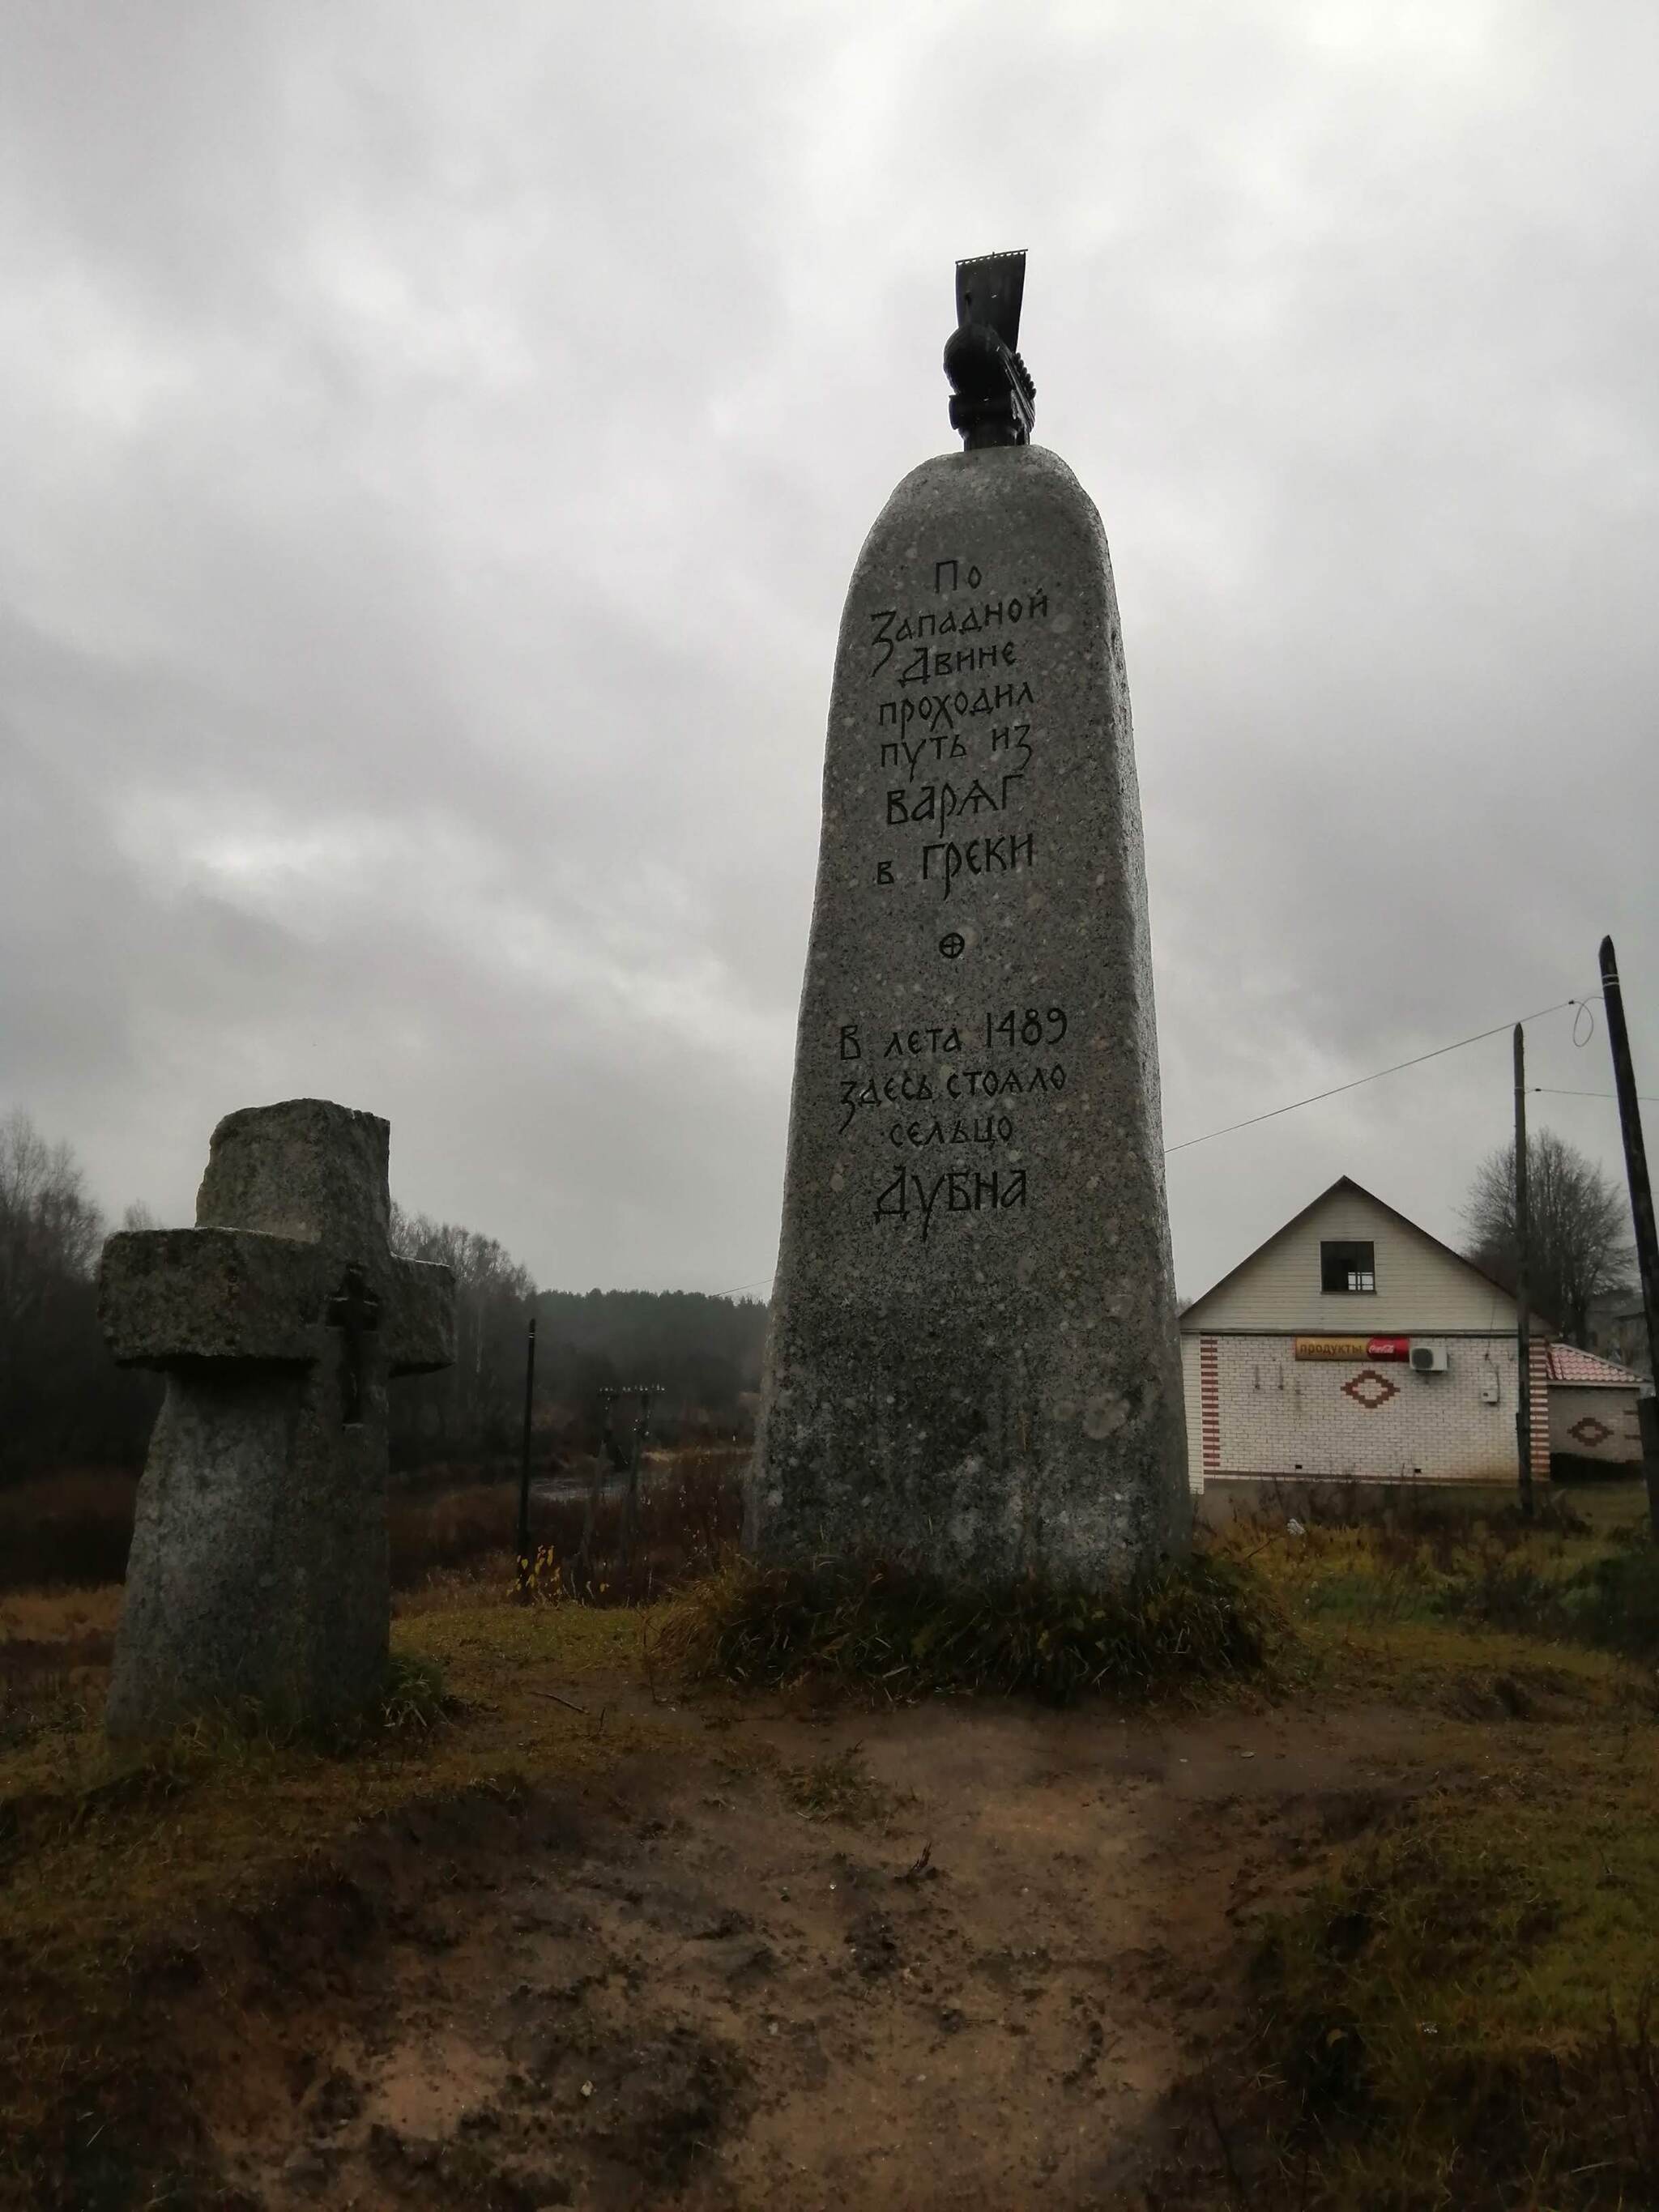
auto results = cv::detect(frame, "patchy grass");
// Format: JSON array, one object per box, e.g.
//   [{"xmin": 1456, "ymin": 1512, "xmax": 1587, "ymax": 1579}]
[
  {"xmin": 0, "ymin": 1597, "xmax": 668, "ymax": 2198},
  {"xmin": 1251, "ymin": 1737, "xmax": 1659, "ymax": 2210},
  {"xmin": 1218, "ymin": 1486, "xmax": 1659, "ymax": 1686},
  {"xmin": 0, "ymin": 1586, "xmax": 122, "ymax": 1643},
  {"xmin": 1199, "ymin": 1488, "xmax": 1659, "ymax": 2208},
  {"xmin": 1554, "ymin": 1541, "xmax": 1659, "ymax": 1663},
  {"xmin": 779, "ymin": 1743, "xmax": 916, "ymax": 1829},
  {"xmin": 5, "ymin": 1476, "xmax": 1658, "ymax": 2209},
  {"xmin": 659, "ymin": 1548, "xmax": 1283, "ymax": 1706}
]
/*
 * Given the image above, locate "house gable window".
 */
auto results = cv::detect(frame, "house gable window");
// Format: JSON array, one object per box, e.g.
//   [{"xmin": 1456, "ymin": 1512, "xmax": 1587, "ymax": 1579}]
[{"xmin": 1320, "ymin": 1239, "xmax": 1375, "ymax": 1294}]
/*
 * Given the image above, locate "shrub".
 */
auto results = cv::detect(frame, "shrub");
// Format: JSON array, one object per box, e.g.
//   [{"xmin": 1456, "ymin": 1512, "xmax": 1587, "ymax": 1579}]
[
  {"xmin": 659, "ymin": 1547, "xmax": 1281, "ymax": 1705},
  {"xmin": 1434, "ymin": 1528, "xmax": 1659, "ymax": 1663},
  {"xmin": 374, "ymin": 1651, "xmax": 454, "ymax": 1736},
  {"xmin": 390, "ymin": 1447, "xmax": 747, "ymax": 1606},
  {"xmin": 1559, "ymin": 1543, "xmax": 1659, "ymax": 1663},
  {"xmin": 1438, "ymin": 1550, "xmax": 1567, "ymax": 1640},
  {"xmin": 387, "ymin": 1481, "xmax": 518, "ymax": 1585}
]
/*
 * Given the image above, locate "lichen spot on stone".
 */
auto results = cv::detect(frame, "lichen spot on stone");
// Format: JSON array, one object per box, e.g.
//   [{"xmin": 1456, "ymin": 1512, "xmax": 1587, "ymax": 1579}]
[{"xmin": 1082, "ymin": 1393, "xmax": 1129, "ymax": 1442}]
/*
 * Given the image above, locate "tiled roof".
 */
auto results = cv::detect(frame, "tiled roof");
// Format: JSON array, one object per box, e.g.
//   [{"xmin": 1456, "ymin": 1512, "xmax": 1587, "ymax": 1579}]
[{"xmin": 1545, "ymin": 1343, "xmax": 1642, "ymax": 1388}]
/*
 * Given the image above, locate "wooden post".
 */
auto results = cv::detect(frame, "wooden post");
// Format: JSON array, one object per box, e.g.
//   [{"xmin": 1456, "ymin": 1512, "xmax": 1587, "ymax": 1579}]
[
  {"xmin": 1513, "ymin": 1024, "xmax": 1534, "ymax": 1520},
  {"xmin": 1599, "ymin": 936, "xmax": 1659, "ymax": 1536},
  {"xmin": 622, "ymin": 1415, "xmax": 644, "ymax": 1574},
  {"xmin": 617, "ymin": 1384, "xmax": 664, "ymax": 1587},
  {"xmin": 516, "ymin": 1313, "xmax": 537, "ymax": 1593}
]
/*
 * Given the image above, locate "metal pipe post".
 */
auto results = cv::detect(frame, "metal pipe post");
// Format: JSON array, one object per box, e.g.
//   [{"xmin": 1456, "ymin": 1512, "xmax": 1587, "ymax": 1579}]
[
  {"xmin": 517, "ymin": 1313, "xmax": 537, "ymax": 1588},
  {"xmin": 1600, "ymin": 936, "xmax": 1659, "ymax": 1535},
  {"xmin": 1514, "ymin": 1024, "xmax": 1533, "ymax": 1519}
]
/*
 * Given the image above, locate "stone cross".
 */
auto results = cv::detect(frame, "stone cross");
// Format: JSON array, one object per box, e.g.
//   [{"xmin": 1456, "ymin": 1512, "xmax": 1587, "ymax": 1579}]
[
  {"xmin": 749, "ymin": 258, "xmax": 1188, "ymax": 1590},
  {"xmin": 98, "ymin": 1098, "xmax": 454, "ymax": 1740}
]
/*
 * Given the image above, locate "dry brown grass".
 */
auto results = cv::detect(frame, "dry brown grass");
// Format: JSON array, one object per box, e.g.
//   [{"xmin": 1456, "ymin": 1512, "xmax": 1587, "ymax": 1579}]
[
  {"xmin": 2, "ymin": 1447, "xmax": 748, "ymax": 1603},
  {"xmin": 659, "ymin": 1545, "xmax": 1282, "ymax": 1705},
  {"xmin": 0, "ymin": 1470, "xmax": 136, "ymax": 1591},
  {"xmin": 4, "ymin": 1473, "xmax": 1659, "ymax": 2210},
  {"xmin": 0, "ymin": 1588, "xmax": 122, "ymax": 1642},
  {"xmin": 1195, "ymin": 1494, "xmax": 1659, "ymax": 2209},
  {"xmin": 1249, "ymin": 1725, "xmax": 1659, "ymax": 2209},
  {"xmin": 386, "ymin": 1480, "xmax": 519, "ymax": 1584},
  {"xmin": 0, "ymin": 1598, "xmax": 669, "ymax": 2206},
  {"xmin": 392, "ymin": 1447, "xmax": 746, "ymax": 1606},
  {"xmin": 0, "ymin": 1585, "xmax": 122, "ymax": 1737}
]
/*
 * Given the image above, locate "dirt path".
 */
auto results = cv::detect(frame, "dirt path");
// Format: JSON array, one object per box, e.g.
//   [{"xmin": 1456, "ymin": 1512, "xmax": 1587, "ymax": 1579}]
[{"xmin": 168, "ymin": 1689, "xmax": 1435, "ymax": 2210}]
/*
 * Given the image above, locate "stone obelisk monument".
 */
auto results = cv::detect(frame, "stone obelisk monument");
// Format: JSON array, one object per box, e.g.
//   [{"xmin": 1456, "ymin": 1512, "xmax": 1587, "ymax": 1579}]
[{"xmin": 750, "ymin": 253, "xmax": 1188, "ymax": 1588}]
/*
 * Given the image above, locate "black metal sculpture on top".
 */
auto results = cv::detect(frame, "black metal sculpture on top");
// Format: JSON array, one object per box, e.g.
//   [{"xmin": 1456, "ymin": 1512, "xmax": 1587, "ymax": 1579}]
[{"xmin": 945, "ymin": 250, "xmax": 1035, "ymax": 450}]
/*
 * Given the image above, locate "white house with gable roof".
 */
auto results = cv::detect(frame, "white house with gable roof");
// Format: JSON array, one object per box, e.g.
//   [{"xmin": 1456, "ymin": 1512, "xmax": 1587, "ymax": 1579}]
[{"xmin": 1179, "ymin": 1177, "xmax": 1555, "ymax": 1495}]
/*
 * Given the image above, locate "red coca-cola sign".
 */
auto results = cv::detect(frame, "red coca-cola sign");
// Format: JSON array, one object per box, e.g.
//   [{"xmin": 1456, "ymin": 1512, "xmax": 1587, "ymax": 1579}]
[{"xmin": 1367, "ymin": 1336, "xmax": 1410, "ymax": 1362}]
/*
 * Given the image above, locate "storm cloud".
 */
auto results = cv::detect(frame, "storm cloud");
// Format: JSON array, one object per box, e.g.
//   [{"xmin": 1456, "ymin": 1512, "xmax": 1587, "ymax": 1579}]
[{"xmin": 2, "ymin": 1, "xmax": 1655, "ymax": 1300}]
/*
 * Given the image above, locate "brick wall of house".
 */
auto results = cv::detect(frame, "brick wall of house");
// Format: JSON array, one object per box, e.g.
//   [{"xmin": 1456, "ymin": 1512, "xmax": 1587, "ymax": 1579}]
[
  {"xmin": 1549, "ymin": 1383, "xmax": 1643, "ymax": 1464},
  {"xmin": 1179, "ymin": 1332, "xmax": 1540, "ymax": 1487}
]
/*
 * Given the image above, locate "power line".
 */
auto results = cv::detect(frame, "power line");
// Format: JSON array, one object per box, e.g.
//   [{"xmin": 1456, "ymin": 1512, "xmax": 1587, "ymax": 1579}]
[
  {"xmin": 1163, "ymin": 996, "xmax": 1587, "ymax": 1158},
  {"xmin": 714, "ymin": 992, "xmax": 1601, "ymax": 1287},
  {"xmin": 1533, "ymin": 1086, "xmax": 1659, "ymax": 1104}
]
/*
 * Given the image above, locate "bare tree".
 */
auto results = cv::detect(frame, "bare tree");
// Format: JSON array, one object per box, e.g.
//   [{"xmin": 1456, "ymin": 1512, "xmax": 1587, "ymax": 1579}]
[
  {"xmin": 0, "ymin": 1112, "xmax": 161, "ymax": 1478},
  {"xmin": 0, "ymin": 1110, "xmax": 104, "ymax": 1315},
  {"xmin": 389, "ymin": 1202, "xmax": 537, "ymax": 1465},
  {"xmin": 1461, "ymin": 1129, "xmax": 1632, "ymax": 1344}
]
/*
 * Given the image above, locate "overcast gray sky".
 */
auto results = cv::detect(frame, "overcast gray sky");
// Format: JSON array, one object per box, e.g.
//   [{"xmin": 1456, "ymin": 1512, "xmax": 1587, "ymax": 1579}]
[{"xmin": 2, "ymin": 1, "xmax": 1655, "ymax": 1302}]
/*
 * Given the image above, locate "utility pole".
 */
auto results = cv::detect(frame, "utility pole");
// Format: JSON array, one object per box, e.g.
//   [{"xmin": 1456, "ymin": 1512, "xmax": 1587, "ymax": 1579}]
[
  {"xmin": 1599, "ymin": 936, "xmax": 1659, "ymax": 1536},
  {"xmin": 1513, "ymin": 1023, "xmax": 1534, "ymax": 1520},
  {"xmin": 516, "ymin": 1313, "xmax": 537, "ymax": 1594},
  {"xmin": 617, "ymin": 1383, "xmax": 665, "ymax": 1579}
]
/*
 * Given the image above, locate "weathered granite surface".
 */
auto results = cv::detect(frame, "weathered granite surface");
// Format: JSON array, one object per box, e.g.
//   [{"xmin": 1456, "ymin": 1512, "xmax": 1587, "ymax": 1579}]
[
  {"xmin": 100, "ymin": 1099, "xmax": 454, "ymax": 1741},
  {"xmin": 750, "ymin": 443, "xmax": 1188, "ymax": 1587}
]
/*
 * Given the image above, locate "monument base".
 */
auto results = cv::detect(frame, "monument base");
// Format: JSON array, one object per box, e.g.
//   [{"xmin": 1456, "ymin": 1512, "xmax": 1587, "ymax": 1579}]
[{"xmin": 750, "ymin": 1287, "xmax": 1188, "ymax": 1591}]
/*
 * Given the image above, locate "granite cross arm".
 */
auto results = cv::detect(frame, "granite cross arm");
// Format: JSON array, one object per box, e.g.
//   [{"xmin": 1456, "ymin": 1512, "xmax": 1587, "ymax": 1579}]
[{"xmin": 99, "ymin": 1227, "xmax": 454, "ymax": 1377}]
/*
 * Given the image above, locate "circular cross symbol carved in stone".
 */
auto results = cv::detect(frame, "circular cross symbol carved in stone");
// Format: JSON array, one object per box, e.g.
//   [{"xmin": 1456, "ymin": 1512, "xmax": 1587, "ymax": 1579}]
[{"xmin": 939, "ymin": 932, "xmax": 966, "ymax": 960}]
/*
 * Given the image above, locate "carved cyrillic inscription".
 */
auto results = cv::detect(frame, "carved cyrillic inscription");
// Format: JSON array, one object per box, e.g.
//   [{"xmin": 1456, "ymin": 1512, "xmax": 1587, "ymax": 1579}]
[
  {"xmin": 828, "ymin": 550, "xmax": 1068, "ymax": 1236},
  {"xmin": 868, "ymin": 585, "xmax": 1051, "ymax": 675},
  {"xmin": 874, "ymin": 1165, "xmax": 1028, "ymax": 1242}
]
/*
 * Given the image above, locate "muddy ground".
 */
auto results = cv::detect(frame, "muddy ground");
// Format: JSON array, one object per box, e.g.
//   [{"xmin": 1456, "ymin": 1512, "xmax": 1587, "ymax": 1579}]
[{"xmin": 58, "ymin": 1681, "xmax": 1447, "ymax": 2212}]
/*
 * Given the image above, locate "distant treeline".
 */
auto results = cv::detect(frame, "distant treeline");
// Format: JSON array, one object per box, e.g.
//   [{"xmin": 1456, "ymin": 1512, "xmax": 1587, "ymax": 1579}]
[
  {"xmin": 0, "ymin": 1110, "xmax": 767, "ymax": 1487},
  {"xmin": 0, "ymin": 1111, "xmax": 162, "ymax": 1481},
  {"xmin": 386, "ymin": 1207, "xmax": 767, "ymax": 1473},
  {"xmin": 531, "ymin": 1288, "xmax": 768, "ymax": 1421}
]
